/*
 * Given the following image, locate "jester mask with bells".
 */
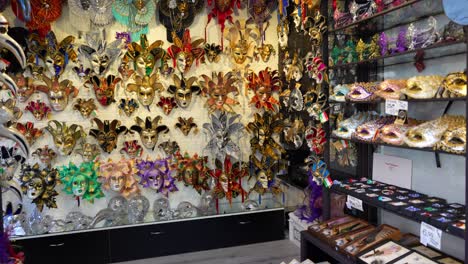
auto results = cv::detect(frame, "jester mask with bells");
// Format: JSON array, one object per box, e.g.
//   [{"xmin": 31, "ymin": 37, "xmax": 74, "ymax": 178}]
[
  {"xmin": 78, "ymin": 32, "xmax": 123, "ymax": 76},
  {"xmin": 58, "ymin": 162, "xmax": 104, "ymax": 203},
  {"xmin": 246, "ymin": 67, "xmax": 282, "ymax": 112},
  {"xmin": 25, "ymin": 100, "xmax": 51, "ymax": 121},
  {"xmin": 40, "ymin": 32, "xmax": 78, "ymax": 77},
  {"xmin": 167, "ymin": 74, "xmax": 201, "ymax": 109},
  {"xmin": 123, "ymin": 34, "xmax": 165, "ymax": 77},
  {"xmin": 32, "ymin": 145, "xmax": 57, "ymax": 166},
  {"xmin": 36, "ymin": 76, "xmax": 78, "ymax": 112},
  {"xmin": 200, "ymin": 71, "xmax": 240, "ymax": 114},
  {"xmin": 75, "ymin": 142, "xmax": 100, "ymax": 162},
  {"xmin": 89, "ymin": 118, "xmax": 127, "ymax": 153},
  {"xmin": 86, "ymin": 75, "xmax": 122, "ymax": 106},
  {"xmin": 210, "ymin": 156, "xmax": 247, "ymax": 205},
  {"xmin": 73, "ymin": 98, "xmax": 97, "ymax": 118},
  {"xmin": 14, "ymin": 74, "xmax": 35, "ymax": 103},
  {"xmin": 175, "ymin": 117, "xmax": 198, "ymax": 136},
  {"xmin": 158, "ymin": 140, "xmax": 180, "ymax": 156},
  {"xmin": 224, "ymin": 20, "xmax": 259, "ymax": 65},
  {"xmin": 15, "ymin": 121, "xmax": 43, "ymax": 145},
  {"xmin": 174, "ymin": 152, "xmax": 210, "ymax": 194},
  {"xmin": 99, "ymin": 158, "xmax": 139, "ymax": 197},
  {"xmin": 203, "ymin": 112, "xmax": 243, "ymax": 161},
  {"xmin": 131, "ymin": 116, "xmax": 169, "ymax": 150},
  {"xmin": 167, "ymin": 29, "xmax": 205, "ymax": 74},
  {"xmin": 204, "ymin": 43, "xmax": 223, "ymax": 63},
  {"xmin": 136, "ymin": 158, "xmax": 178, "ymax": 197},
  {"xmin": 20, "ymin": 163, "xmax": 59, "ymax": 212},
  {"xmin": 45, "ymin": 120, "xmax": 84, "ymax": 155},
  {"xmin": 0, "ymin": 146, "xmax": 26, "ymax": 181},
  {"xmin": 246, "ymin": 112, "xmax": 286, "ymax": 164},
  {"xmin": 250, "ymin": 161, "xmax": 282, "ymax": 195},
  {"xmin": 126, "ymin": 73, "xmax": 164, "ymax": 109}
]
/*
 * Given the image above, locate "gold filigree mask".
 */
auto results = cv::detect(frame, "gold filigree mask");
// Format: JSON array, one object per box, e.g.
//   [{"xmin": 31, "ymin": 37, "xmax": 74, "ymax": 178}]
[
  {"xmin": 254, "ymin": 44, "xmax": 276, "ymax": 62},
  {"xmin": 175, "ymin": 117, "xmax": 197, "ymax": 136},
  {"xmin": 436, "ymin": 72, "xmax": 467, "ymax": 98},
  {"xmin": 73, "ymin": 98, "xmax": 97, "ymax": 118},
  {"xmin": 130, "ymin": 116, "xmax": 169, "ymax": 150},
  {"xmin": 75, "ymin": 142, "xmax": 101, "ymax": 162},
  {"xmin": 127, "ymin": 73, "xmax": 164, "ymax": 108},
  {"xmin": 45, "ymin": 120, "xmax": 84, "ymax": 155},
  {"xmin": 89, "ymin": 118, "xmax": 127, "ymax": 153}
]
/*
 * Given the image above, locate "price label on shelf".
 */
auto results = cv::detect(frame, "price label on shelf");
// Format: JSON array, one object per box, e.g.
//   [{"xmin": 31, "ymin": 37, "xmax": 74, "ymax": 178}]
[
  {"xmin": 385, "ymin": 99, "xmax": 408, "ymax": 116},
  {"xmin": 420, "ymin": 222, "xmax": 442, "ymax": 250},
  {"xmin": 346, "ymin": 195, "xmax": 363, "ymax": 211}
]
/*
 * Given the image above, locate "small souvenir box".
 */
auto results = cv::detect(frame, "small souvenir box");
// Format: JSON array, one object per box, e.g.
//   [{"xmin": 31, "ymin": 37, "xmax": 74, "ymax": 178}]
[
  {"xmin": 357, "ymin": 241, "xmax": 411, "ymax": 264},
  {"xmin": 333, "ymin": 226, "xmax": 376, "ymax": 250},
  {"xmin": 385, "ymin": 200, "xmax": 410, "ymax": 212},
  {"xmin": 308, "ymin": 216, "xmax": 356, "ymax": 239},
  {"xmin": 447, "ymin": 219, "xmax": 465, "ymax": 238},
  {"xmin": 320, "ymin": 219, "xmax": 370, "ymax": 242},
  {"xmin": 343, "ymin": 224, "xmax": 402, "ymax": 258}
]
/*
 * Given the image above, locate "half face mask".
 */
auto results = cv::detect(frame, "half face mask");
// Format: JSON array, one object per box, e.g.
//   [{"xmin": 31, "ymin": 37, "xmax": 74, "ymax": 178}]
[
  {"xmin": 167, "ymin": 30, "xmax": 205, "ymax": 74},
  {"xmin": 75, "ymin": 142, "xmax": 100, "ymax": 162},
  {"xmin": 136, "ymin": 158, "xmax": 178, "ymax": 197},
  {"xmin": 79, "ymin": 32, "xmax": 123, "ymax": 76},
  {"xmin": 25, "ymin": 100, "xmax": 51, "ymax": 121},
  {"xmin": 254, "ymin": 44, "xmax": 276, "ymax": 63},
  {"xmin": 210, "ymin": 156, "xmax": 247, "ymax": 205},
  {"xmin": 45, "ymin": 120, "xmax": 84, "ymax": 155},
  {"xmin": 224, "ymin": 20, "xmax": 259, "ymax": 65},
  {"xmin": 436, "ymin": 72, "xmax": 467, "ymax": 98},
  {"xmin": 120, "ymin": 140, "xmax": 143, "ymax": 158},
  {"xmin": 100, "ymin": 158, "xmax": 139, "ymax": 197},
  {"xmin": 58, "ymin": 162, "xmax": 104, "ymax": 203},
  {"xmin": 118, "ymin": 98, "xmax": 139, "ymax": 117},
  {"xmin": 167, "ymin": 74, "xmax": 200, "ymax": 108},
  {"xmin": 157, "ymin": 96, "xmax": 178, "ymax": 115},
  {"xmin": 199, "ymin": 71, "xmax": 240, "ymax": 114},
  {"xmin": 89, "ymin": 118, "xmax": 127, "ymax": 153},
  {"xmin": 175, "ymin": 117, "xmax": 197, "ymax": 136},
  {"xmin": 175, "ymin": 152, "xmax": 210, "ymax": 194},
  {"xmin": 20, "ymin": 163, "xmax": 59, "ymax": 212},
  {"xmin": 158, "ymin": 140, "xmax": 180, "ymax": 156},
  {"xmin": 246, "ymin": 67, "xmax": 282, "ymax": 112},
  {"xmin": 32, "ymin": 146, "xmax": 57, "ymax": 166},
  {"xmin": 73, "ymin": 98, "xmax": 97, "ymax": 118},
  {"xmin": 86, "ymin": 75, "xmax": 122, "ymax": 106},
  {"xmin": 14, "ymin": 74, "xmax": 35, "ymax": 102},
  {"xmin": 124, "ymin": 34, "xmax": 165, "ymax": 77},
  {"xmin": 0, "ymin": 146, "xmax": 26, "ymax": 181},
  {"xmin": 203, "ymin": 111, "xmax": 243, "ymax": 161},
  {"xmin": 130, "ymin": 116, "xmax": 169, "ymax": 150},
  {"xmin": 16, "ymin": 121, "xmax": 43, "ymax": 145},
  {"xmin": 204, "ymin": 43, "xmax": 223, "ymax": 63},
  {"xmin": 126, "ymin": 73, "xmax": 164, "ymax": 108},
  {"xmin": 36, "ymin": 76, "xmax": 78, "ymax": 112}
]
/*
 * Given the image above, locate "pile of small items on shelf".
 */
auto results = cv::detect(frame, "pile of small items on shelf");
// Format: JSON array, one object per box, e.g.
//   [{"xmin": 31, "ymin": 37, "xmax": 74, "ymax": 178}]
[{"xmin": 307, "ymin": 215, "xmax": 463, "ymax": 263}]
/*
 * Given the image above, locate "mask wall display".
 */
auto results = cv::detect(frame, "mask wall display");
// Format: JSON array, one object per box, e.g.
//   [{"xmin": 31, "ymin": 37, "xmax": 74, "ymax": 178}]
[
  {"xmin": 0, "ymin": 146, "xmax": 26, "ymax": 181},
  {"xmin": 128, "ymin": 194, "xmax": 150, "ymax": 223},
  {"xmin": 205, "ymin": 0, "xmax": 241, "ymax": 47},
  {"xmin": 200, "ymin": 71, "xmax": 240, "ymax": 114},
  {"xmin": 58, "ymin": 162, "xmax": 104, "ymax": 203},
  {"xmin": 11, "ymin": 0, "xmax": 62, "ymax": 37},
  {"xmin": 112, "ymin": 0, "xmax": 155, "ymax": 41},
  {"xmin": 15, "ymin": 122, "xmax": 43, "ymax": 145},
  {"xmin": 174, "ymin": 152, "xmax": 210, "ymax": 194},
  {"xmin": 130, "ymin": 116, "xmax": 169, "ymax": 150},
  {"xmin": 123, "ymin": 35, "xmax": 165, "ymax": 77},
  {"xmin": 158, "ymin": 0, "xmax": 204, "ymax": 42},
  {"xmin": 224, "ymin": 20, "xmax": 260, "ymax": 65},
  {"xmin": 75, "ymin": 142, "xmax": 101, "ymax": 162},
  {"xmin": 25, "ymin": 100, "xmax": 51, "ymax": 121},
  {"xmin": 79, "ymin": 32, "xmax": 123, "ymax": 76},
  {"xmin": 167, "ymin": 74, "xmax": 201, "ymax": 108},
  {"xmin": 246, "ymin": 67, "xmax": 281, "ymax": 112},
  {"xmin": 175, "ymin": 117, "xmax": 198, "ymax": 136},
  {"xmin": 204, "ymin": 43, "xmax": 223, "ymax": 63},
  {"xmin": 89, "ymin": 118, "xmax": 127, "ymax": 153},
  {"xmin": 36, "ymin": 76, "xmax": 78, "ymax": 112},
  {"xmin": 118, "ymin": 98, "xmax": 139, "ymax": 117},
  {"xmin": 246, "ymin": 0, "xmax": 277, "ymax": 41},
  {"xmin": 167, "ymin": 30, "xmax": 205, "ymax": 74},
  {"xmin": 15, "ymin": 75, "xmax": 35, "ymax": 103},
  {"xmin": 118, "ymin": 61, "xmax": 135, "ymax": 81},
  {"xmin": 283, "ymin": 117, "xmax": 305, "ymax": 150},
  {"xmin": 68, "ymin": 0, "xmax": 114, "ymax": 34},
  {"xmin": 99, "ymin": 158, "xmax": 139, "ymax": 197},
  {"xmin": 158, "ymin": 140, "xmax": 180, "ymax": 156},
  {"xmin": 120, "ymin": 140, "xmax": 143, "ymax": 158},
  {"xmin": 45, "ymin": 120, "xmax": 84, "ymax": 155},
  {"xmin": 126, "ymin": 73, "xmax": 164, "ymax": 109},
  {"xmin": 73, "ymin": 98, "xmax": 97, "ymax": 119},
  {"xmin": 157, "ymin": 96, "xmax": 178, "ymax": 115},
  {"xmin": 250, "ymin": 162, "xmax": 282, "ymax": 195},
  {"xmin": 136, "ymin": 158, "xmax": 178, "ymax": 197},
  {"xmin": 210, "ymin": 156, "xmax": 247, "ymax": 205},
  {"xmin": 86, "ymin": 75, "xmax": 122, "ymax": 106},
  {"xmin": 0, "ymin": 98, "xmax": 23, "ymax": 122},
  {"xmin": 203, "ymin": 112, "xmax": 243, "ymax": 161},
  {"xmin": 19, "ymin": 163, "xmax": 58, "ymax": 212},
  {"xmin": 402, "ymin": 75, "xmax": 444, "ymax": 99},
  {"xmin": 436, "ymin": 72, "xmax": 467, "ymax": 98},
  {"xmin": 254, "ymin": 44, "xmax": 276, "ymax": 63},
  {"xmin": 32, "ymin": 146, "xmax": 57, "ymax": 166}
]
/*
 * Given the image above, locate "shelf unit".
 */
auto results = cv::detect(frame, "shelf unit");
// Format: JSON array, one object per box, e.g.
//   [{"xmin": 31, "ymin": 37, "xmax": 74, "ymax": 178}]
[{"xmin": 330, "ymin": 97, "xmax": 468, "ymax": 104}]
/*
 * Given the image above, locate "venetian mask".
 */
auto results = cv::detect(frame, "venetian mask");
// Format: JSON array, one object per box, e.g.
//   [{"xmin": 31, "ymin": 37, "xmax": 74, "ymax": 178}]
[
  {"xmin": 157, "ymin": 96, "xmax": 177, "ymax": 115},
  {"xmin": 24, "ymin": 100, "xmax": 50, "ymax": 121},
  {"xmin": 75, "ymin": 142, "xmax": 100, "ymax": 162},
  {"xmin": 203, "ymin": 112, "xmax": 243, "ymax": 161},
  {"xmin": 158, "ymin": 140, "xmax": 180, "ymax": 156},
  {"xmin": 58, "ymin": 162, "xmax": 104, "ymax": 203},
  {"xmin": 73, "ymin": 98, "xmax": 97, "ymax": 118},
  {"xmin": 73, "ymin": 64, "xmax": 91, "ymax": 80},
  {"xmin": 89, "ymin": 118, "xmax": 127, "ymax": 153},
  {"xmin": 45, "ymin": 120, "xmax": 84, "ymax": 155},
  {"xmin": 199, "ymin": 71, "xmax": 240, "ymax": 114},
  {"xmin": 79, "ymin": 32, "xmax": 123, "ymax": 76},
  {"xmin": 286, "ymin": 53, "xmax": 303, "ymax": 82},
  {"xmin": 304, "ymin": 88, "xmax": 327, "ymax": 120},
  {"xmin": 136, "ymin": 158, "xmax": 178, "ymax": 196},
  {"xmin": 126, "ymin": 73, "xmax": 164, "ymax": 108},
  {"xmin": 304, "ymin": 11, "xmax": 327, "ymax": 49},
  {"xmin": 118, "ymin": 98, "xmax": 139, "ymax": 117},
  {"xmin": 32, "ymin": 146, "xmax": 57, "ymax": 166},
  {"xmin": 0, "ymin": 146, "xmax": 26, "ymax": 181},
  {"xmin": 175, "ymin": 117, "xmax": 197, "ymax": 136},
  {"xmin": 43, "ymin": 32, "xmax": 77, "ymax": 77},
  {"xmin": 20, "ymin": 163, "xmax": 59, "ymax": 212},
  {"xmin": 128, "ymin": 194, "xmax": 149, "ymax": 223},
  {"xmin": 283, "ymin": 117, "xmax": 305, "ymax": 150},
  {"xmin": 246, "ymin": 67, "xmax": 282, "ymax": 112},
  {"xmin": 118, "ymin": 61, "xmax": 135, "ymax": 81},
  {"xmin": 0, "ymin": 99, "xmax": 23, "ymax": 123},
  {"xmin": 120, "ymin": 140, "xmax": 143, "ymax": 158},
  {"xmin": 204, "ymin": 43, "xmax": 222, "ymax": 63},
  {"xmin": 304, "ymin": 52, "xmax": 328, "ymax": 84},
  {"xmin": 130, "ymin": 116, "xmax": 169, "ymax": 150},
  {"xmin": 167, "ymin": 74, "xmax": 200, "ymax": 108},
  {"xmin": 225, "ymin": 20, "xmax": 259, "ymax": 65},
  {"xmin": 124, "ymin": 35, "xmax": 165, "ymax": 77},
  {"xmin": 210, "ymin": 156, "xmax": 247, "ymax": 204},
  {"xmin": 437, "ymin": 72, "xmax": 467, "ymax": 98},
  {"xmin": 254, "ymin": 44, "xmax": 276, "ymax": 63},
  {"xmin": 14, "ymin": 74, "xmax": 35, "ymax": 102},
  {"xmin": 153, "ymin": 197, "xmax": 171, "ymax": 220},
  {"xmin": 251, "ymin": 162, "xmax": 281, "ymax": 195},
  {"xmin": 87, "ymin": 75, "xmax": 122, "ymax": 106},
  {"xmin": 281, "ymin": 83, "xmax": 304, "ymax": 112},
  {"xmin": 167, "ymin": 30, "xmax": 205, "ymax": 74},
  {"xmin": 257, "ymin": 170, "xmax": 268, "ymax": 189},
  {"xmin": 277, "ymin": 18, "xmax": 289, "ymax": 51},
  {"xmin": 174, "ymin": 152, "xmax": 210, "ymax": 194},
  {"xmin": 16, "ymin": 122, "xmax": 43, "ymax": 145},
  {"xmin": 36, "ymin": 76, "xmax": 78, "ymax": 112},
  {"xmin": 100, "ymin": 158, "xmax": 139, "ymax": 197}
]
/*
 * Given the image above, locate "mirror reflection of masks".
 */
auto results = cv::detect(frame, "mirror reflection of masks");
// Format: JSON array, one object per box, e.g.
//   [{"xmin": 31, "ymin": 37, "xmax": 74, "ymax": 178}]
[
  {"xmin": 168, "ymin": 74, "xmax": 200, "ymax": 108},
  {"xmin": 45, "ymin": 120, "xmax": 84, "ymax": 155},
  {"xmin": 89, "ymin": 118, "xmax": 128, "ymax": 153},
  {"xmin": 126, "ymin": 73, "xmax": 164, "ymax": 108},
  {"xmin": 20, "ymin": 163, "xmax": 59, "ymax": 212},
  {"xmin": 130, "ymin": 116, "xmax": 169, "ymax": 150}
]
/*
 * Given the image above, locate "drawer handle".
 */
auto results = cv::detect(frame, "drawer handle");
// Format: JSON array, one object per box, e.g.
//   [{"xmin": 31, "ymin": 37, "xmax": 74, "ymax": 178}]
[
  {"xmin": 239, "ymin": 221, "xmax": 252, "ymax": 225},
  {"xmin": 49, "ymin": 243, "xmax": 65, "ymax": 247},
  {"xmin": 150, "ymin": 231, "xmax": 164, "ymax": 235}
]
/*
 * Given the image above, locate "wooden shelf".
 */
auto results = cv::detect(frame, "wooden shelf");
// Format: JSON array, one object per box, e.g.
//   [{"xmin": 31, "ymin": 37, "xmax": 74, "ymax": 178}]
[
  {"xmin": 301, "ymin": 231, "xmax": 355, "ymax": 264},
  {"xmin": 329, "ymin": 97, "xmax": 468, "ymax": 105}
]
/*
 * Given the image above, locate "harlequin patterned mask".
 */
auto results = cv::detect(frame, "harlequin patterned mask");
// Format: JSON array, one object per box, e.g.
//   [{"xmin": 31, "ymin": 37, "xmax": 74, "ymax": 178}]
[
  {"xmin": 136, "ymin": 158, "xmax": 178, "ymax": 197},
  {"xmin": 58, "ymin": 162, "xmax": 104, "ymax": 203},
  {"xmin": 36, "ymin": 76, "xmax": 78, "ymax": 112},
  {"xmin": 120, "ymin": 140, "xmax": 143, "ymax": 158},
  {"xmin": 16, "ymin": 122, "xmax": 43, "ymax": 145},
  {"xmin": 167, "ymin": 74, "xmax": 201, "ymax": 108},
  {"xmin": 14, "ymin": 74, "xmax": 35, "ymax": 102},
  {"xmin": 203, "ymin": 112, "xmax": 243, "ymax": 161},
  {"xmin": 251, "ymin": 161, "xmax": 282, "ymax": 195},
  {"xmin": 246, "ymin": 67, "xmax": 282, "ymax": 112},
  {"xmin": 89, "ymin": 118, "xmax": 127, "ymax": 153},
  {"xmin": 204, "ymin": 43, "xmax": 223, "ymax": 63},
  {"xmin": 25, "ymin": 100, "xmax": 51, "ymax": 121},
  {"xmin": 174, "ymin": 152, "xmax": 210, "ymax": 194},
  {"xmin": 118, "ymin": 98, "xmax": 139, "ymax": 117},
  {"xmin": 131, "ymin": 116, "xmax": 169, "ymax": 150},
  {"xmin": 124, "ymin": 34, "xmax": 165, "ymax": 77},
  {"xmin": 86, "ymin": 75, "xmax": 122, "ymax": 106},
  {"xmin": 126, "ymin": 73, "xmax": 164, "ymax": 108},
  {"xmin": 167, "ymin": 29, "xmax": 205, "ymax": 74},
  {"xmin": 32, "ymin": 146, "xmax": 57, "ymax": 166},
  {"xmin": 79, "ymin": 32, "xmax": 123, "ymax": 76},
  {"xmin": 200, "ymin": 71, "xmax": 239, "ymax": 114},
  {"xmin": 75, "ymin": 142, "xmax": 100, "ymax": 162},
  {"xmin": 254, "ymin": 44, "xmax": 276, "ymax": 63},
  {"xmin": 20, "ymin": 163, "xmax": 59, "ymax": 212},
  {"xmin": 175, "ymin": 117, "xmax": 198, "ymax": 136},
  {"xmin": 73, "ymin": 98, "xmax": 97, "ymax": 118},
  {"xmin": 158, "ymin": 140, "xmax": 180, "ymax": 156},
  {"xmin": 157, "ymin": 96, "xmax": 177, "ymax": 115},
  {"xmin": 99, "ymin": 158, "xmax": 139, "ymax": 197},
  {"xmin": 45, "ymin": 120, "xmax": 84, "ymax": 155},
  {"xmin": 0, "ymin": 146, "xmax": 26, "ymax": 181},
  {"xmin": 224, "ymin": 20, "xmax": 259, "ymax": 65},
  {"xmin": 210, "ymin": 156, "xmax": 247, "ymax": 205}
]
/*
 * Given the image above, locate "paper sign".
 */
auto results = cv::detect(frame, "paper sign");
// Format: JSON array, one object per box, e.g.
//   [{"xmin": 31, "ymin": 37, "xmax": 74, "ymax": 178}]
[
  {"xmin": 373, "ymin": 153, "xmax": 412, "ymax": 189},
  {"xmin": 420, "ymin": 222, "xmax": 442, "ymax": 250},
  {"xmin": 346, "ymin": 195, "xmax": 364, "ymax": 211},
  {"xmin": 385, "ymin": 99, "xmax": 408, "ymax": 116}
]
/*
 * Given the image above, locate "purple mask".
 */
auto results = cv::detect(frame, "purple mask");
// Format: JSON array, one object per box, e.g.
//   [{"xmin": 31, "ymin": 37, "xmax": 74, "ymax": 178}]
[{"xmin": 136, "ymin": 159, "xmax": 178, "ymax": 197}]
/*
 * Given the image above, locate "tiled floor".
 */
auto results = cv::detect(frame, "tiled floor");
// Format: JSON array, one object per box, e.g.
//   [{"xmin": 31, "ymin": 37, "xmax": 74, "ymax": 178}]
[{"xmin": 116, "ymin": 240, "xmax": 300, "ymax": 264}]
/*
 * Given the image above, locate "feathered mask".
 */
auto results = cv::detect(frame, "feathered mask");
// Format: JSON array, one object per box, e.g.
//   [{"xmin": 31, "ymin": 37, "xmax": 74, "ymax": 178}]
[
  {"xmin": 210, "ymin": 156, "xmax": 247, "ymax": 205},
  {"xmin": 246, "ymin": 67, "xmax": 281, "ymax": 112},
  {"xmin": 199, "ymin": 71, "xmax": 239, "ymax": 114},
  {"xmin": 58, "ymin": 162, "xmax": 104, "ymax": 203},
  {"xmin": 203, "ymin": 112, "xmax": 243, "ymax": 161},
  {"xmin": 19, "ymin": 163, "xmax": 59, "ymax": 212},
  {"xmin": 123, "ymin": 34, "xmax": 165, "ymax": 77},
  {"xmin": 174, "ymin": 152, "xmax": 210, "ymax": 194},
  {"xmin": 99, "ymin": 158, "xmax": 139, "ymax": 197},
  {"xmin": 167, "ymin": 29, "xmax": 205, "ymax": 74},
  {"xmin": 79, "ymin": 32, "xmax": 123, "ymax": 76},
  {"xmin": 136, "ymin": 158, "xmax": 178, "ymax": 197}
]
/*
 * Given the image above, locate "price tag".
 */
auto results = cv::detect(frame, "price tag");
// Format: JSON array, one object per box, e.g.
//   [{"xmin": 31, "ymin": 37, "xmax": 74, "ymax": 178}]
[
  {"xmin": 385, "ymin": 99, "xmax": 408, "ymax": 116},
  {"xmin": 420, "ymin": 222, "xmax": 442, "ymax": 250},
  {"xmin": 346, "ymin": 195, "xmax": 364, "ymax": 211}
]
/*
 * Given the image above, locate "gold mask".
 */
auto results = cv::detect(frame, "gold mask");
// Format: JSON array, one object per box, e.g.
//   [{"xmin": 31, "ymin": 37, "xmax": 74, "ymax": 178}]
[
  {"xmin": 436, "ymin": 72, "xmax": 467, "ymax": 98},
  {"xmin": 73, "ymin": 98, "xmax": 97, "ymax": 118},
  {"xmin": 127, "ymin": 73, "xmax": 164, "ymax": 108},
  {"xmin": 254, "ymin": 44, "xmax": 276, "ymax": 63},
  {"xmin": 45, "ymin": 120, "xmax": 84, "ymax": 155},
  {"xmin": 175, "ymin": 117, "xmax": 197, "ymax": 136},
  {"xmin": 124, "ymin": 35, "xmax": 165, "ymax": 77},
  {"xmin": 130, "ymin": 116, "xmax": 169, "ymax": 150},
  {"xmin": 199, "ymin": 71, "xmax": 240, "ymax": 114},
  {"xmin": 75, "ymin": 142, "xmax": 101, "ymax": 162},
  {"xmin": 36, "ymin": 76, "xmax": 78, "ymax": 112},
  {"xmin": 167, "ymin": 74, "xmax": 200, "ymax": 109},
  {"xmin": 224, "ymin": 20, "xmax": 259, "ymax": 65},
  {"xmin": 89, "ymin": 118, "xmax": 127, "ymax": 153}
]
